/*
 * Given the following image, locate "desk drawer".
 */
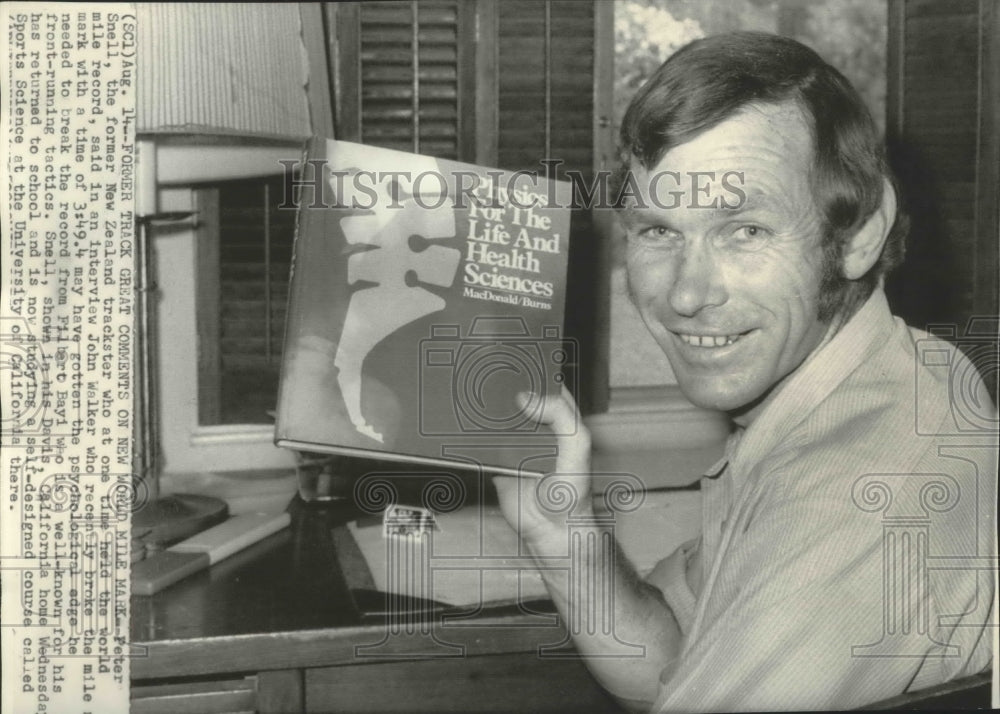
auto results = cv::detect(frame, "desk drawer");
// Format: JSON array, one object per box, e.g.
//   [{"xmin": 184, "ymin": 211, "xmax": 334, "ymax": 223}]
[
  {"xmin": 131, "ymin": 677, "xmax": 257, "ymax": 714},
  {"xmin": 305, "ymin": 653, "xmax": 625, "ymax": 713}
]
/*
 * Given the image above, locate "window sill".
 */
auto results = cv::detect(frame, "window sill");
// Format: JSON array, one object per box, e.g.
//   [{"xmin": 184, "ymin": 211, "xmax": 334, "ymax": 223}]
[
  {"xmin": 190, "ymin": 423, "xmax": 277, "ymax": 446},
  {"xmin": 587, "ymin": 385, "xmax": 730, "ymax": 452}
]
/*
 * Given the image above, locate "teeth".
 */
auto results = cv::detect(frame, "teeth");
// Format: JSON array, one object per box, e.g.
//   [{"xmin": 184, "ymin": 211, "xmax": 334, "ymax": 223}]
[{"xmin": 678, "ymin": 333, "xmax": 742, "ymax": 347}]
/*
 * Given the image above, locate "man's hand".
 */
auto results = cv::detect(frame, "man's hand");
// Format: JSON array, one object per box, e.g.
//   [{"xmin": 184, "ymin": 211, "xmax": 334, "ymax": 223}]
[
  {"xmin": 492, "ymin": 385, "xmax": 681, "ymax": 705},
  {"xmin": 493, "ymin": 385, "xmax": 592, "ymax": 553}
]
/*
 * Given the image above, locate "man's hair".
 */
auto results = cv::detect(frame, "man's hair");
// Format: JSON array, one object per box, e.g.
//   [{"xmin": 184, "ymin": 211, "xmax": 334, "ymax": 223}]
[{"xmin": 619, "ymin": 31, "xmax": 907, "ymax": 322}]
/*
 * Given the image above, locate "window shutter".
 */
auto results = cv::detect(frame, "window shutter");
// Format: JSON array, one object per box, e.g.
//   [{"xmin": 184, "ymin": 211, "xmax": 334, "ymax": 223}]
[
  {"xmin": 333, "ymin": 0, "xmax": 475, "ymax": 161},
  {"xmin": 496, "ymin": 0, "xmax": 596, "ymax": 182},
  {"xmin": 886, "ymin": 0, "xmax": 998, "ymax": 399},
  {"xmin": 329, "ymin": 0, "xmax": 610, "ymax": 413},
  {"xmin": 495, "ymin": 0, "xmax": 608, "ymax": 413},
  {"xmin": 215, "ymin": 176, "xmax": 296, "ymax": 423}
]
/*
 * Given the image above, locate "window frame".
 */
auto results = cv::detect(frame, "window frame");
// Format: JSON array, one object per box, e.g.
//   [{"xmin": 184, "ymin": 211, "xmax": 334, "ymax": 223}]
[{"xmin": 154, "ymin": 141, "xmax": 301, "ymax": 473}]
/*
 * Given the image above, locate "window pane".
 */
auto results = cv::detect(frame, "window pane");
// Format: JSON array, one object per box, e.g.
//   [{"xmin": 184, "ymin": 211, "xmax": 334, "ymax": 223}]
[
  {"xmin": 610, "ymin": 0, "xmax": 887, "ymax": 388},
  {"xmin": 198, "ymin": 175, "xmax": 295, "ymax": 425}
]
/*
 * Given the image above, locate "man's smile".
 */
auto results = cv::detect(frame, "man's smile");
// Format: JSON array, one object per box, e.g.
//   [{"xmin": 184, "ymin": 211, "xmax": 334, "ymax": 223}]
[{"xmin": 674, "ymin": 330, "xmax": 752, "ymax": 348}]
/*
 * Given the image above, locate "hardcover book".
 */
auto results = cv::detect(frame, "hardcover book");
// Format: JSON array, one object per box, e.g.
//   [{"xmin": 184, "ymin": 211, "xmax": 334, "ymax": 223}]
[{"xmin": 275, "ymin": 139, "xmax": 574, "ymax": 476}]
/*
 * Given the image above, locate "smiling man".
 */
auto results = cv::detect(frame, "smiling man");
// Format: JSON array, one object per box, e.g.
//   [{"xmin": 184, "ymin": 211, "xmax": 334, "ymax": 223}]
[
  {"xmin": 623, "ymin": 100, "xmax": 837, "ymax": 420},
  {"xmin": 495, "ymin": 32, "xmax": 995, "ymax": 711}
]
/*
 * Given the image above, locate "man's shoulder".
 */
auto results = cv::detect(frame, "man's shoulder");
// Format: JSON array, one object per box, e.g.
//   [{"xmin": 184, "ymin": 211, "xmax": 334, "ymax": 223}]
[
  {"xmin": 825, "ymin": 313, "xmax": 990, "ymax": 435},
  {"xmin": 903, "ymin": 321, "xmax": 997, "ymax": 435},
  {"xmin": 791, "ymin": 315, "xmax": 925, "ymax": 460},
  {"xmin": 762, "ymin": 314, "xmax": 995, "ymax": 494}
]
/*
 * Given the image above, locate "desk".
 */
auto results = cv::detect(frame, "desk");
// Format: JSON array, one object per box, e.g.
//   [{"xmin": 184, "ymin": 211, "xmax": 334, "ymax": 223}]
[
  {"xmin": 132, "ymin": 442, "xmax": 724, "ymax": 712},
  {"xmin": 130, "ymin": 494, "xmax": 628, "ymax": 714}
]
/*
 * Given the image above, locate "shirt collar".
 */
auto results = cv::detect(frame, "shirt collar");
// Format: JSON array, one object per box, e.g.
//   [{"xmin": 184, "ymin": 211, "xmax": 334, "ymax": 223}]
[{"xmin": 727, "ymin": 287, "xmax": 896, "ymax": 483}]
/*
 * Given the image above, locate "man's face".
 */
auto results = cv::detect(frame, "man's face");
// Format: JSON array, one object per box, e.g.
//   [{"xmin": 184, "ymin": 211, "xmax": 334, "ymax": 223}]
[{"xmin": 622, "ymin": 102, "xmax": 833, "ymax": 418}]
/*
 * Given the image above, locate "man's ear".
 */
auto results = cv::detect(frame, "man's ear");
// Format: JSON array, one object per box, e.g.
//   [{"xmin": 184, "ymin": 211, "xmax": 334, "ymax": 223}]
[{"xmin": 842, "ymin": 177, "xmax": 897, "ymax": 280}]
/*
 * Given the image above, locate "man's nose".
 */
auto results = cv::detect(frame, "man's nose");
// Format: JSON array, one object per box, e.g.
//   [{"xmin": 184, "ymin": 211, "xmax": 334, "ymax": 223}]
[{"xmin": 667, "ymin": 243, "xmax": 728, "ymax": 317}]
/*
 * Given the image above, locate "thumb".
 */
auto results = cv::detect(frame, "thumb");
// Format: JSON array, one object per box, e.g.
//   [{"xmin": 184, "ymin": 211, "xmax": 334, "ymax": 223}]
[{"xmin": 517, "ymin": 389, "xmax": 590, "ymax": 472}]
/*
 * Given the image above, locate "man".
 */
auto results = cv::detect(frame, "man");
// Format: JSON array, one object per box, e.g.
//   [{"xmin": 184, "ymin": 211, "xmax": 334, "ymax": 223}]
[{"xmin": 494, "ymin": 32, "xmax": 995, "ymax": 711}]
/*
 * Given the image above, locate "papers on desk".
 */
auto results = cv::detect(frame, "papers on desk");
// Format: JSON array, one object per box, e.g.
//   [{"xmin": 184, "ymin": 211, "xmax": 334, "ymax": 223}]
[
  {"xmin": 346, "ymin": 505, "xmax": 547, "ymax": 608},
  {"xmin": 342, "ymin": 490, "xmax": 702, "ymax": 609}
]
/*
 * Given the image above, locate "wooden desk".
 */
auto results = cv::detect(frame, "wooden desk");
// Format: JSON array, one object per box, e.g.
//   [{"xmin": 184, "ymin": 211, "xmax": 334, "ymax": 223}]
[{"xmin": 130, "ymin": 493, "xmax": 628, "ymax": 714}]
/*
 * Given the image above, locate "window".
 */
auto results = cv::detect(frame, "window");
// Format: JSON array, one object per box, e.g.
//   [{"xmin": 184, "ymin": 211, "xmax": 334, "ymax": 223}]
[
  {"xmin": 192, "ymin": 1, "xmax": 615, "ymax": 437},
  {"xmin": 196, "ymin": 175, "xmax": 296, "ymax": 425},
  {"xmin": 185, "ymin": 0, "xmax": 891, "ymax": 443},
  {"xmin": 152, "ymin": 142, "xmax": 302, "ymax": 473}
]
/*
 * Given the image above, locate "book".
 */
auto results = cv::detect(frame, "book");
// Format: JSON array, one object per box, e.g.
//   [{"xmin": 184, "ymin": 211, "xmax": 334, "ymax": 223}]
[{"xmin": 275, "ymin": 139, "xmax": 574, "ymax": 476}]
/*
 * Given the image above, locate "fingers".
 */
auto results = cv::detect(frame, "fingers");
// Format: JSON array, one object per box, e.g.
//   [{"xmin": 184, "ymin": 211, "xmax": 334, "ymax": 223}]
[
  {"xmin": 560, "ymin": 382, "xmax": 580, "ymax": 415},
  {"xmin": 517, "ymin": 389, "xmax": 591, "ymax": 472},
  {"xmin": 516, "ymin": 389, "xmax": 577, "ymax": 435}
]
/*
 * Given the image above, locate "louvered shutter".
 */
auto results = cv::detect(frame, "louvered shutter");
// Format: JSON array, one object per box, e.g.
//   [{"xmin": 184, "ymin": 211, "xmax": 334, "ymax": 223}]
[
  {"xmin": 495, "ymin": 0, "xmax": 608, "ymax": 413},
  {"xmin": 213, "ymin": 176, "xmax": 296, "ymax": 423},
  {"xmin": 333, "ymin": 0, "xmax": 475, "ymax": 160},
  {"xmin": 497, "ymin": 0, "xmax": 596, "ymax": 183},
  {"xmin": 886, "ymin": 0, "xmax": 998, "ymax": 400}
]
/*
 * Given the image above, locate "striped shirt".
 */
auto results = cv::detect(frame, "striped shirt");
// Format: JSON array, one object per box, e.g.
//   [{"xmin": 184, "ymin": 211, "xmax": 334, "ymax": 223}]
[{"xmin": 647, "ymin": 288, "xmax": 996, "ymax": 711}]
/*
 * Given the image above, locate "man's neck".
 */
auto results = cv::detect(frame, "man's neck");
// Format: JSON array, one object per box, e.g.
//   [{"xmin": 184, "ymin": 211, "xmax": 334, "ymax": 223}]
[{"xmin": 729, "ymin": 310, "xmax": 850, "ymax": 429}]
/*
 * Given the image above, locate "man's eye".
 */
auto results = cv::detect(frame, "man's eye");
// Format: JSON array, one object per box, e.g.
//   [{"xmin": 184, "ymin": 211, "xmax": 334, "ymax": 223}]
[
  {"xmin": 733, "ymin": 225, "xmax": 770, "ymax": 244},
  {"xmin": 630, "ymin": 225, "xmax": 681, "ymax": 248}
]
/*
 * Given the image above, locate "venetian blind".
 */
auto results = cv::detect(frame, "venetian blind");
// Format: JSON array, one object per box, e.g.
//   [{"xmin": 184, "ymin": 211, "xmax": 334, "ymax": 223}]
[{"xmin": 216, "ymin": 177, "xmax": 296, "ymax": 423}]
